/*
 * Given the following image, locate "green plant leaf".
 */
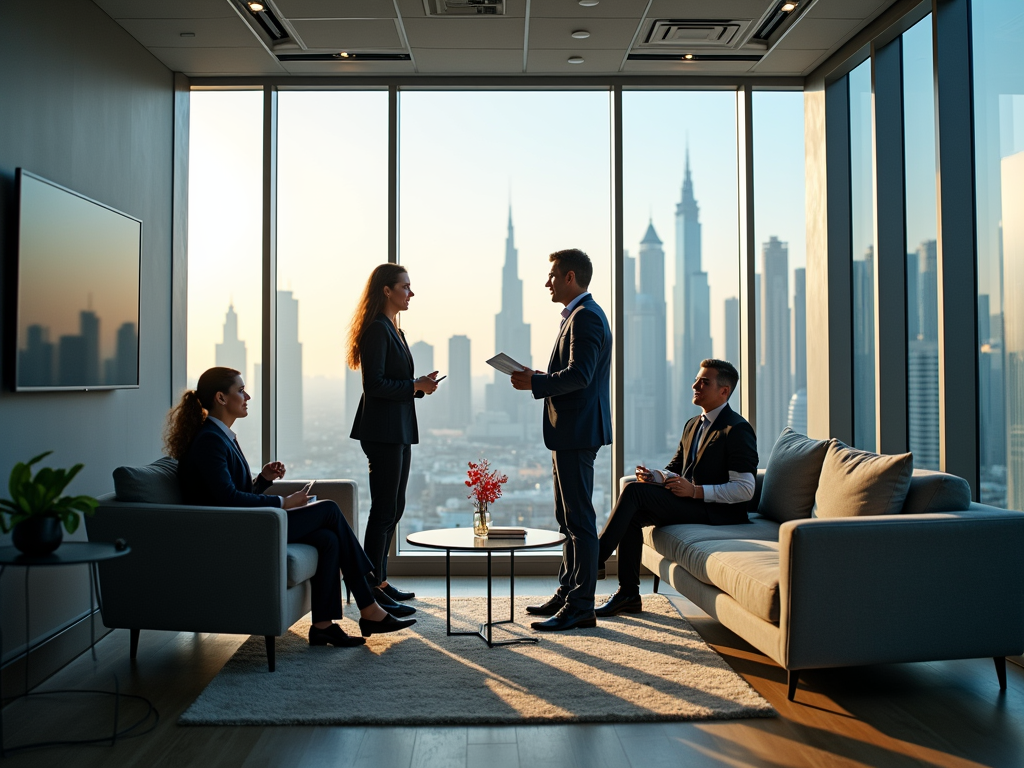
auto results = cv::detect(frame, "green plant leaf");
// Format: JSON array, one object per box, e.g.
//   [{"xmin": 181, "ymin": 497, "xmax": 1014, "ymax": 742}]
[{"xmin": 61, "ymin": 512, "xmax": 80, "ymax": 534}]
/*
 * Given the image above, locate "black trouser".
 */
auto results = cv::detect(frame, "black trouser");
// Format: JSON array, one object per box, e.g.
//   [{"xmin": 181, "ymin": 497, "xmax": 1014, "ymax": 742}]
[
  {"xmin": 552, "ymin": 447, "xmax": 600, "ymax": 610},
  {"xmin": 360, "ymin": 440, "xmax": 412, "ymax": 588},
  {"xmin": 286, "ymin": 500, "xmax": 375, "ymax": 621},
  {"xmin": 597, "ymin": 482, "xmax": 718, "ymax": 594}
]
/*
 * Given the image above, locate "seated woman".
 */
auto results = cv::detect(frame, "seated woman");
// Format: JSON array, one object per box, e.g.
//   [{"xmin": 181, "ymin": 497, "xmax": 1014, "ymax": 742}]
[{"xmin": 165, "ymin": 366, "xmax": 414, "ymax": 646}]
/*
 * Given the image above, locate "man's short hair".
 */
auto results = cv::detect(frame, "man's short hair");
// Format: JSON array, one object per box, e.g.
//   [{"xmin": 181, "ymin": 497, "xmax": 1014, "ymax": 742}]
[
  {"xmin": 549, "ymin": 249, "xmax": 593, "ymax": 289},
  {"xmin": 701, "ymin": 358, "xmax": 739, "ymax": 397}
]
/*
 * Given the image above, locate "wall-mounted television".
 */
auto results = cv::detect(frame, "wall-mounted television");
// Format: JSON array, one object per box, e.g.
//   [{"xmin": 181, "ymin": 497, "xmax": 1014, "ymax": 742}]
[{"xmin": 14, "ymin": 169, "xmax": 142, "ymax": 391}]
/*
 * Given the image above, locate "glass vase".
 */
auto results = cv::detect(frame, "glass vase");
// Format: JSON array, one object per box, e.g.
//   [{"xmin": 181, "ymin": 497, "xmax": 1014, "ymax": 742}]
[{"xmin": 473, "ymin": 503, "xmax": 491, "ymax": 537}]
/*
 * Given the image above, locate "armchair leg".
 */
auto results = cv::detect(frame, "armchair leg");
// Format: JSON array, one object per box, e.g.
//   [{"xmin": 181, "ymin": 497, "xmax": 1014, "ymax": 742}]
[
  {"xmin": 652, "ymin": 575, "xmax": 660, "ymax": 594},
  {"xmin": 265, "ymin": 636, "xmax": 276, "ymax": 672},
  {"xmin": 129, "ymin": 628, "xmax": 140, "ymax": 660},
  {"xmin": 346, "ymin": 585, "xmax": 352, "ymax": 604},
  {"xmin": 787, "ymin": 670, "xmax": 800, "ymax": 701},
  {"xmin": 995, "ymin": 656, "xmax": 1007, "ymax": 690}
]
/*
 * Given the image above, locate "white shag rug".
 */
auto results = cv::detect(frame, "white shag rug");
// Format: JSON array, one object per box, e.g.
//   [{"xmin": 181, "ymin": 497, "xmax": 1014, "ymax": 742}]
[{"xmin": 179, "ymin": 594, "xmax": 774, "ymax": 726}]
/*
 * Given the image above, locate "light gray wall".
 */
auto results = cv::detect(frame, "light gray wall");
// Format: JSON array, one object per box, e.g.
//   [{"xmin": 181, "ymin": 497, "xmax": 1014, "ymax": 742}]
[{"xmin": 0, "ymin": 1, "xmax": 173, "ymax": 665}]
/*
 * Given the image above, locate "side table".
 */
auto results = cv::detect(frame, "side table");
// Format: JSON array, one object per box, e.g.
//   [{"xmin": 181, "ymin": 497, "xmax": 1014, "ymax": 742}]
[
  {"xmin": 0, "ymin": 542, "xmax": 156, "ymax": 755},
  {"xmin": 405, "ymin": 527, "xmax": 566, "ymax": 647}
]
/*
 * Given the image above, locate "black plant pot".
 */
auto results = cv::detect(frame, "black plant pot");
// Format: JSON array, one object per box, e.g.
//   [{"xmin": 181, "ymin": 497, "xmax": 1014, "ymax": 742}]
[{"xmin": 12, "ymin": 516, "xmax": 63, "ymax": 556}]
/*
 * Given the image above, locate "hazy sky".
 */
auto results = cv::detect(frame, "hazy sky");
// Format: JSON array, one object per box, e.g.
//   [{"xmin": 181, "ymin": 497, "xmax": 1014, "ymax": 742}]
[{"xmin": 188, "ymin": 87, "xmax": 808, "ymax": 384}]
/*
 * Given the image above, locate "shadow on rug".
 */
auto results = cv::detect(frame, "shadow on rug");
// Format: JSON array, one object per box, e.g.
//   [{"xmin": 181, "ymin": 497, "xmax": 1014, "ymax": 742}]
[{"xmin": 179, "ymin": 594, "xmax": 775, "ymax": 725}]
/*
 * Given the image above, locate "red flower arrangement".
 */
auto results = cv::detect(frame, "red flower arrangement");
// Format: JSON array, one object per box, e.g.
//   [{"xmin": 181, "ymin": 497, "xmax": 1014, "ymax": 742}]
[{"xmin": 465, "ymin": 459, "xmax": 508, "ymax": 507}]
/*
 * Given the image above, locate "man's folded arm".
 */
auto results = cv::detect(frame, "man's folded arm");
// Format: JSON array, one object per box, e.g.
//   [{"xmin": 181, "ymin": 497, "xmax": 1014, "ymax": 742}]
[{"xmin": 701, "ymin": 471, "xmax": 756, "ymax": 504}]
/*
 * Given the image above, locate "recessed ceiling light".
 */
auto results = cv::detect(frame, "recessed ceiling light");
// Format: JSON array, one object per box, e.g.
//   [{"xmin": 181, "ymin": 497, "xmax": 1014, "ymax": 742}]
[
  {"xmin": 339, "ymin": 51, "xmax": 350, "ymax": 57},
  {"xmin": 179, "ymin": 32, "xmax": 195, "ymax": 38},
  {"xmin": 682, "ymin": 53, "xmax": 695, "ymax": 60},
  {"xmin": 579, "ymin": 0, "xmax": 600, "ymax": 6},
  {"xmin": 248, "ymin": 2, "xmax": 265, "ymax": 11},
  {"xmin": 568, "ymin": 56, "xmax": 585, "ymax": 64},
  {"xmin": 781, "ymin": 2, "xmax": 798, "ymax": 11},
  {"xmin": 571, "ymin": 30, "xmax": 591, "ymax": 39}
]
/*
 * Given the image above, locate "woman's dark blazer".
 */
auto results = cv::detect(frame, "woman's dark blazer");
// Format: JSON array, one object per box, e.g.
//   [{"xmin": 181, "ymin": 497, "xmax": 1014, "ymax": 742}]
[
  {"xmin": 178, "ymin": 421, "xmax": 278, "ymax": 508},
  {"xmin": 349, "ymin": 314, "xmax": 424, "ymax": 445}
]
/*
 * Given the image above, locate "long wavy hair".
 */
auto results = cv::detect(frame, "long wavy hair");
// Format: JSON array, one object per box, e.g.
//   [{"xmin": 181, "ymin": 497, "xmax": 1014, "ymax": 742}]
[
  {"xmin": 346, "ymin": 263, "xmax": 408, "ymax": 370},
  {"xmin": 164, "ymin": 367, "xmax": 241, "ymax": 460}
]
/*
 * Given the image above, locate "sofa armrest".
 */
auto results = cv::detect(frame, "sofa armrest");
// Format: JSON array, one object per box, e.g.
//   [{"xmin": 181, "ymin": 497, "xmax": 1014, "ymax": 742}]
[
  {"xmin": 778, "ymin": 510, "xmax": 1024, "ymax": 670},
  {"xmin": 86, "ymin": 502, "xmax": 290, "ymax": 637},
  {"xmin": 268, "ymin": 479, "xmax": 358, "ymax": 533}
]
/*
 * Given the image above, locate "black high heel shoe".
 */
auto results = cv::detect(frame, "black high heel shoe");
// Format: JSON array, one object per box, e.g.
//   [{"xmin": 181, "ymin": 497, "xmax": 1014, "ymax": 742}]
[
  {"xmin": 372, "ymin": 586, "xmax": 416, "ymax": 617},
  {"xmin": 359, "ymin": 612, "xmax": 417, "ymax": 637},
  {"xmin": 308, "ymin": 623, "xmax": 366, "ymax": 647},
  {"xmin": 380, "ymin": 583, "xmax": 416, "ymax": 601}
]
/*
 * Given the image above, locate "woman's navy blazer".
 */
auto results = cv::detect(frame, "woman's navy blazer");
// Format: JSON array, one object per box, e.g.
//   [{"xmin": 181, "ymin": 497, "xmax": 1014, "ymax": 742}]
[{"xmin": 349, "ymin": 314, "xmax": 423, "ymax": 445}]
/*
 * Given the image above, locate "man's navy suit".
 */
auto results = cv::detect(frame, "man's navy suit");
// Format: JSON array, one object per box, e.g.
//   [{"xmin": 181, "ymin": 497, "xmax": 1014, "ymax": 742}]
[
  {"xmin": 179, "ymin": 421, "xmax": 375, "ymax": 619},
  {"xmin": 530, "ymin": 293, "xmax": 612, "ymax": 611}
]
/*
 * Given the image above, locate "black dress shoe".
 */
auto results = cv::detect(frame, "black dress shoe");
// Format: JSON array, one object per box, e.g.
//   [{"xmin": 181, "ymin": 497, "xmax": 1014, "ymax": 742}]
[
  {"xmin": 359, "ymin": 612, "xmax": 417, "ymax": 637},
  {"xmin": 525, "ymin": 594, "xmax": 566, "ymax": 616},
  {"xmin": 308, "ymin": 623, "xmax": 366, "ymax": 647},
  {"xmin": 372, "ymin": 586, "xmax": 417, "ymax": 617},
  {"xmin": 380, "ymin": 583, "xmax": 416, "ymax": 602},
  {"xmin": 595, "ymin": 590, "xmax": 642, "ymax": 618},
  {"xmin": 531, "ymin": 605, "xmax": 597, "ymax": 632}
]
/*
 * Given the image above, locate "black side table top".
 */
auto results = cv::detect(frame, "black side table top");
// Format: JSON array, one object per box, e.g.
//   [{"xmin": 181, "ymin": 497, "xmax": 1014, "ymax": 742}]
[{"xmin": 0, "ymin": 541, "xmax": 131, "ymax": 566}]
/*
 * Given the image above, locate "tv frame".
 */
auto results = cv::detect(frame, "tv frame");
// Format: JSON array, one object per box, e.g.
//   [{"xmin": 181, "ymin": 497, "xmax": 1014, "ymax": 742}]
[{"xmin": 13, "ymin": 169, "xmax": 143, "ymax": 392}]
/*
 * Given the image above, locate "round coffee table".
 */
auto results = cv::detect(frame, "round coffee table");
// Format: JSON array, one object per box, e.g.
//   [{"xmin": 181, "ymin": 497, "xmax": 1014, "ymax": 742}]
[{"xmin": 405, "ymin": 527, "xmax": 566, "ymax": 647}]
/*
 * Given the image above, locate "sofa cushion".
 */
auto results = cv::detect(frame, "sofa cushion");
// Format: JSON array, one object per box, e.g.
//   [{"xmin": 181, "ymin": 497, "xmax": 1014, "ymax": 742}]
[
  {"xmin": 758, "ymin": 428, "xmax": 831, "ymax": 523},
  {"xmin": 113, "ymin": 457, "xmax": 182, "ymax": 504},
  {"xmin": 287, "ymin": 543, "xmax": 319, "ymax": 587},
  {"xmin": 901, "ymin": 469, "xmax": 971, "ymax": 515},
  {"xmin": 644, "ymin": 514, "xmax": 781, "ymax": 562},
  {"xmin": 812, "ymin": 441, "xmax": 914, "ymax": 518}
]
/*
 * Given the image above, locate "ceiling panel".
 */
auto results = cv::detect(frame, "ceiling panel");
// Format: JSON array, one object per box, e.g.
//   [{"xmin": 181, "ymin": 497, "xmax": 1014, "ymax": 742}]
[
  {"xmin": 412, "ymin": 47, "xmax": 523, "ymax": 72},
  {"xmin": 148, "ymin": 46, "xmax": 287, "ymax": 75},
  {"xmin": 622, "ymin": 58, "xmax": 755, "ymax": 73},
  {"xmin": 115, "ymin": 18, "xmax": 259, "ymax": 48},
  {"xmin": 645, "ymin": 0, "xmax": 774, "ymax": 19},
  {"xmin": 279, "ymin": 59, "xmax": 415, "ymax": 73},
  {"xmin": 530, "ymin": 0, "xmax": 651, "ymax": 20},
  {"xmin": 775, "ymin": 17, "xmax": 862, "ymax": 50},
  {"xmin": 528, "ymin": 18, "xmax": 639, "ymax": 50},
  {"xmin": 290, "ymin": 19, "xmax": 403, "ymax": 48},
  {"xmin": 395, "ymin": 0, "xmax": 528, "ymax": 19},
  {"xmin": 805, "ymin": 0, "xmax": 890, "ymax": 21},
  {"xmin": 403, "ymin": 18, "xmax": 524, "ymax": 49},
  {"xmin": 94, "ymin": 0, "xmax": 236, "ymax": 19},
  {"xmin": 526, "ymin": 48, "xmax": 625, "ymax": 74},
  {"xmin": 275, "ymin": 0, "xmax": 398, "ymax": 18},
  {"xmin": 752, "ymin": 47, "xmax": 828, "ymax": 73}
]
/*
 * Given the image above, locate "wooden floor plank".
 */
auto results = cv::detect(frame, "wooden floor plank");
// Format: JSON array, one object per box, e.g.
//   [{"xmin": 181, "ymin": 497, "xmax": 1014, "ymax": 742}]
[
  {"xmin": 465, "ymin": 741, "xmax": 518, "ymax": 768},
  {"xmin": 514, "ymin": 724, "xmax": 579, "ymax": 768},
  {"xmin": 411, "ymin": 728, "xmax": 468, "ymax": 768}
]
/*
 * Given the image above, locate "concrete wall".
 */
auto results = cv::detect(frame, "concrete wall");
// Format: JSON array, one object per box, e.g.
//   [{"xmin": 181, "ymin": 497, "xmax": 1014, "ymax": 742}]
[{"xmin": 0, "ymin": 1, "xmax": 173, "ymax": 675}]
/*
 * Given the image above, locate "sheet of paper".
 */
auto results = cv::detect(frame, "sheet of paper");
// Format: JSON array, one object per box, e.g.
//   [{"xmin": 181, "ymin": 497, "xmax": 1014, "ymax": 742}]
[{"xmin": 486, "ymin": 353, "xmax": 528, "ymax": 375}]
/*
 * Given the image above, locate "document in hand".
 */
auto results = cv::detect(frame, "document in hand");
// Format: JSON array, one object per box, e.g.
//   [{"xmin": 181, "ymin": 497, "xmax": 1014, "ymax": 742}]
[
  {"xmin": 486, "ymin": 353, "xmax": 528, "ymax": 376},
  {"xmin": 645, "ymin": 469, "xmax": 679, "ymax": 485}
]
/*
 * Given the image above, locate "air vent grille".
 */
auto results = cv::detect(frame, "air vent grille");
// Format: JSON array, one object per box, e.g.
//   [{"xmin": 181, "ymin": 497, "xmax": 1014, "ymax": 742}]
[
  {"xmin": 423, "ymin": 0, "xmax": 505, "ymax": 16},
  {"xmin": 637, "ymin": 19, "xmax": 752, "ymax": 51}
]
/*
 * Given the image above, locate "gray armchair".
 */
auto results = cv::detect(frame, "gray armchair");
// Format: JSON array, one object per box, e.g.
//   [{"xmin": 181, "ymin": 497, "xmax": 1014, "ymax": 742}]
[{"xmin": 87, "ymin": 464, "xmax": 358, "ymax": 672}]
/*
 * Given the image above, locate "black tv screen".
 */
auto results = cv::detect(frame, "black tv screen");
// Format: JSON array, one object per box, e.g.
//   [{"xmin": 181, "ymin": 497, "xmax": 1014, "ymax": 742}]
[{"xmin": 15, "ymin": 169, "xmax": 142, "ymax": 391}]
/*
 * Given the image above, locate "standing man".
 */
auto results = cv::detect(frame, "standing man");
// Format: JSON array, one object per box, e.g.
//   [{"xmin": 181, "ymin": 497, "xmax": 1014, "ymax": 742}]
[
  {"xmin": 594, "ymin": 359, "xmax": 757, "ymax": 617},
  {"xmin": 511, "ymin": 248, "xmax": 612, "ymax": 631}
]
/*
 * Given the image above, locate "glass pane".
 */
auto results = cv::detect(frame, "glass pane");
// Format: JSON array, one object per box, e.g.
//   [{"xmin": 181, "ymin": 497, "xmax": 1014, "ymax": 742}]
[
  {"xmin": 187, "ymin": 90, "xmax": 264, "ymax": 469},
  {"xmin": 276, "ymin": 91, "xmax": 389, "ymax": 539},
  {"xmin": 973, "ymin": 0, "xmax": 1024, "ymax": 508},
  {"xmin": 850, "ymin": 60, "xmax": 877, "ymax": 451},
  {"xmin": 623, "ymin": 91, "xmax": 740, "ymax": 471},
  {"xmin": 398, "ymin": 91, "xmax": 612, "ymax": 542},
  {"xmin": 903, "ymin": 17, "xmax": 939, "ymax": 471},
  {"xmin": 753, "ymin": 91, "xmax": 807, "ymax": 460}
]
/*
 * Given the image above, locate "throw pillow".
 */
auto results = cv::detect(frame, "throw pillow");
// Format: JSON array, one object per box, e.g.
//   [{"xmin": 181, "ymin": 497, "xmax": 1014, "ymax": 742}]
[
  {"xmin": 812, "ymin": 441, "xmax": 914, "ymax": 518},
  {"xmin": 901, "ymin": 469, "xmax": 971, "ymax": 514},
  {"xmin": 757, "ymin": 428, "xmax": 832, "ymax": 523},
  {"xmin": 113, "ymin": 456, "xmax": 182, "ymax": 504}
]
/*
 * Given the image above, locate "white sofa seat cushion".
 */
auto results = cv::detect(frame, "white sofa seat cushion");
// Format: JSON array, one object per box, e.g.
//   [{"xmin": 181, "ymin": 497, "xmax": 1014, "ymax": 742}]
[{"xmin": 287, "ymin": 543, "xmax": 319, "ymax": 587}]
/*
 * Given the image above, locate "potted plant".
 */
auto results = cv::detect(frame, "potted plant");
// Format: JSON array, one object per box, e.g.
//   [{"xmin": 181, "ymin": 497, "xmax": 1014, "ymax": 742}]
[{"xmin": 1, "ymin": 451, "xmax": 98, "ymax": 556}]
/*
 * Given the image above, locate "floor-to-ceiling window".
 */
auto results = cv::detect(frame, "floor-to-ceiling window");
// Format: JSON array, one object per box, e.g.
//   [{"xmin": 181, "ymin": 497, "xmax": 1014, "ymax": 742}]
[
  {"xmin": 850, "ymin": 60, "xmax": 876, "ymax": 452},
  {"xmin": 187, "ymin": 90, "xmax": 264, "ymax": 467},
  {"xmin": 753, "ymin": 90, "xmax": 807, "ymax": 462},
  {"xmin": 276, "ymin": 90, "xmax": 389, "ymax": 538},
  {"xmin": 622, "ymin": 91, "xmax": 740, "ymax": 473},
  {"xmin": 903, "ymin": 16, "xmax": 940, "ymax": 471},
  {"xmin": 397, "ymin": 91, "xmax": 612, "ymax": 542},
  {"xmin": 974, "ymin": 0, "xmax": 1024, "ymax": 508}
]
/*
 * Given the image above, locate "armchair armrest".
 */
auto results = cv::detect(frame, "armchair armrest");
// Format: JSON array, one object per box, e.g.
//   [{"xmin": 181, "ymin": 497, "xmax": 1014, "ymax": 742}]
[
  {"xmin": 267, "ymin": 479, "xmax": 358, "ymax": 533},
  {"xmin": 778, "ymin": 508, "xmax": 1024, "ymax": 670}
]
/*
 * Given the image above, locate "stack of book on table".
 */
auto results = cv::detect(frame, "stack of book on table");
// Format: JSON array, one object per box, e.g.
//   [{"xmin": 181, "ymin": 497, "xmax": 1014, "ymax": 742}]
[{"xmin": 486, "ymin": 526, "xmax": 527, "ymax": 539}]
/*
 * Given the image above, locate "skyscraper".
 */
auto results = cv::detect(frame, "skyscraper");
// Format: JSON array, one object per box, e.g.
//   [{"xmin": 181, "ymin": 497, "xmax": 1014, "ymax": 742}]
[
  {"xmin": 724, "ymin": 296, "xmax": 740, "ymax": 405},
  {"xmin": 672, "ymin": 147, "xmax": 712, "ymax": 425},
  {"xmin": 1001, "ymin": 151, "xmax": 1024, "ymax": 510},
  {"xmin": 216, "ymin": 303, "xmax": 247, "ymax": 376},
  {"xmin": 793, "ymin": 267, "xmax": 806, "ymax": 394},
  {"xmin": 80, "ymin": 309, "xmax": 100, "ymax": 386},
  {"xmin": 448, "ymin": 334, "xmax": 472, "ymax": 429},
  {"xmin": 411, "ymin": 340, "xmax": 435, "ymax": 429},
  {"xmin": 216, "ymin": 303, "xmax": 257, "ymax": 462},
  {"xmin": 853, "ymin": 246, "xmax": 876, "ymax": 451},
  {"xmin": 759, "ymin": 237, "xmax": 791, "ymax": 451},
  {"xmin": 908, "ymin": 239, "xmax": 940, "ymax": 470},
  {"xmin": 276, "ymin": 290, "xmax": 303, "ymax": 461}
]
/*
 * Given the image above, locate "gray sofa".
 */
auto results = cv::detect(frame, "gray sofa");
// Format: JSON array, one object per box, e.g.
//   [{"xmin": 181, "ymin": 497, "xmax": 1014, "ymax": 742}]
[
  {"xmin": 86, "ymin": 457, "xmax": 358, "ymax": 671},
  {"xmin": 637, "ymin": 429, "xmax": 1024, "ymax": 701}
]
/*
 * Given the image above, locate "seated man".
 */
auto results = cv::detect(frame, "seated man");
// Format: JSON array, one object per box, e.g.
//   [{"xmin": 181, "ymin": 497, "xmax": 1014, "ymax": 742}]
[{"xmin": 595, "ymin": 358, "xmax": 758, "ymax": 617}]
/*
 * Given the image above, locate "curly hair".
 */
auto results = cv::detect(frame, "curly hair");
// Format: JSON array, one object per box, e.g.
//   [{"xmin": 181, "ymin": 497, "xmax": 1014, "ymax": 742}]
[
  {"xmin": 346, "ymin": 263, "xmax": 408, "ymax": 370},
  {"xmin": 164, "ymin": 367, "xmax": 240, "ymax": 459}
]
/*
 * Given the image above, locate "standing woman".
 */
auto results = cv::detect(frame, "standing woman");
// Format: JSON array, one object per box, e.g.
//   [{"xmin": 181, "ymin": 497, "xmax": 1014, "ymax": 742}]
[{"xmin": 348, "ymin": 264, "xmax": 438, "ymax": 616}]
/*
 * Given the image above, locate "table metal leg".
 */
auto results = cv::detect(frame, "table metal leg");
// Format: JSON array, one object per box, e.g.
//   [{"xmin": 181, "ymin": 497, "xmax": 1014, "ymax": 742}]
[
  {"xmin": 486, "ymin": 552, "xmax": 492, "ymax": 645},
  {"xmin": 88, "ymin": 563, "xmax": 98, "ymax": 662},
  {"xmin": 445, "ymin": 549, "xmax": 452, "ymax": 636},
  {"xmin": 1, "ymin": 565, "xmax": 6, "ymax": 758},
  {"xmin": 509, "ymin": 550, "xmax": 515, "ymax": 623}
]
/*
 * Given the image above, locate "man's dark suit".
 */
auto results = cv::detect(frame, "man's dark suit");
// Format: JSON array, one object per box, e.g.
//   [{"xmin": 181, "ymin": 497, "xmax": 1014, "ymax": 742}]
[
  {"xmin": 531, "ymin": 293, "xmax": 612, "ymax": 610},
  {"xmin": 179, "ymin": 421, "xmax": 375, "ymax": 619},
  {"xmin": 598, "ymin": 402, "xmax": 757, "ymax": 592}
]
